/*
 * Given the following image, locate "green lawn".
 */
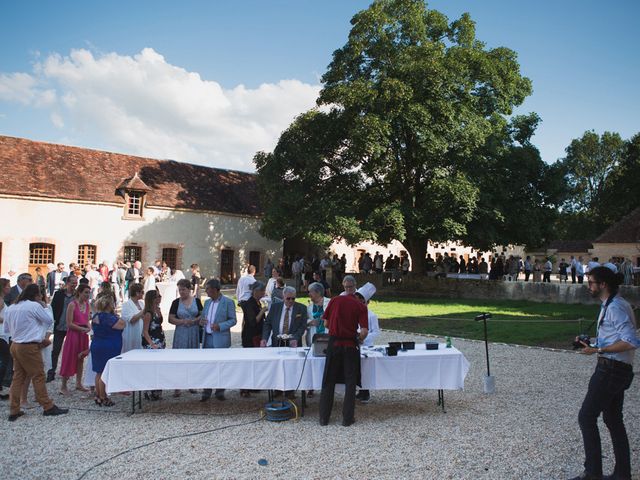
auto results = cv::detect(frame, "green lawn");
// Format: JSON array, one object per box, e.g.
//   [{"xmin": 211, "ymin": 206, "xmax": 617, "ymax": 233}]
[{"xmin": 369, "ymin": 296, "xmax": 600, "ymax": 349}]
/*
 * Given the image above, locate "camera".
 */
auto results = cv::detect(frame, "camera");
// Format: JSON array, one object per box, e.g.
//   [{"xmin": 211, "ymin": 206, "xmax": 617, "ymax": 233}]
[{"xmin": 572, "ymin": 334, "xmax": 591, "ymax": 350}]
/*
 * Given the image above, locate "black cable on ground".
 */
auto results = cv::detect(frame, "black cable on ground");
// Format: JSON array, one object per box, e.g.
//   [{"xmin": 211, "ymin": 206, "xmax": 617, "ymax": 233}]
[{"xmin": 76, "ymin": 413, "xmax": 265, "ymax": 480}]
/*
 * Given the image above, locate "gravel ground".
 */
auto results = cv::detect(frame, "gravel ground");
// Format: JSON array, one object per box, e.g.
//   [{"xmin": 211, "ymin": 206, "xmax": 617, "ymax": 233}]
[{"xmin": 2, "ymin": 329, "xmax": 639, "ymax": 480}]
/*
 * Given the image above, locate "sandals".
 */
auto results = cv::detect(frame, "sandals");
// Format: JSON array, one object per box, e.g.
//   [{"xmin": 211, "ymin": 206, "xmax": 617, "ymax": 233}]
[
  {"xmin": 94, "ymin": 397, "xmax": 103, "ymax": 406},
  {"xmin": 102, "ymin": 398, "xmax": 115, "ymax": 407}
]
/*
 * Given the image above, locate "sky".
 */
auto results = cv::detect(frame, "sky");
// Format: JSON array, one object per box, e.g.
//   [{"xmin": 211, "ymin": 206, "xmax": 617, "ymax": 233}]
[{"xmin": 1, "ymin": 0, "xmax": 638, "ymax": 172}]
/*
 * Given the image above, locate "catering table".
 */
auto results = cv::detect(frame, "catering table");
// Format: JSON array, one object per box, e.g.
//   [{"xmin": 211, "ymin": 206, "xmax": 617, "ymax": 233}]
[{"xmin": 103, "ymin": 344, "xmax": 470, "ymax": 414}]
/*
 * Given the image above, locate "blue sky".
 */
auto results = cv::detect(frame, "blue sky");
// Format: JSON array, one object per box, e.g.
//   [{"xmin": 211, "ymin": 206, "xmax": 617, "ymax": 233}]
[{"xmin": 1, "ymin": 0, "xmax": 638, "ymax": 171}]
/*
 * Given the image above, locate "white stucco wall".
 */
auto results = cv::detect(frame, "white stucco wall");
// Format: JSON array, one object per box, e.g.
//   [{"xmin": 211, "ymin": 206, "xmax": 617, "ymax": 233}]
[{"xmin": 0, "ymin": 196, "xmax": 282, "ymax": 282}]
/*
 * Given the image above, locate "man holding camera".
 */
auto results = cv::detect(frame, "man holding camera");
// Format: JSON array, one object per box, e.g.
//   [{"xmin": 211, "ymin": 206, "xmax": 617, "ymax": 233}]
[{"xmin": 570, "ymin": 266, "xmax": 639, "ymax": 480}]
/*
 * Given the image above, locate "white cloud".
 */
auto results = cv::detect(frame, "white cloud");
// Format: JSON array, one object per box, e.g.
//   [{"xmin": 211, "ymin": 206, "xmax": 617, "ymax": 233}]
[{"xmin": 0, "ymin": 48, "xmax": 321, "ymax": 171}]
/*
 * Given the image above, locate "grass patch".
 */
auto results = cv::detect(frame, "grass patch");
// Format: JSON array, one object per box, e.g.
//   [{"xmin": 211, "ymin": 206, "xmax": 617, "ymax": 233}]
[{"xmin": 369, "ymin": 297, "xmax": 600, "ymax": 349}]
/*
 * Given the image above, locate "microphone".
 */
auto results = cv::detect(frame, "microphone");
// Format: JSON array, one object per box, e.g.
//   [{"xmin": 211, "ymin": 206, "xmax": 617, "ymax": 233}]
[{"xmin": 474, "ymin": 313, "xmax": 492, "ymax": 322}]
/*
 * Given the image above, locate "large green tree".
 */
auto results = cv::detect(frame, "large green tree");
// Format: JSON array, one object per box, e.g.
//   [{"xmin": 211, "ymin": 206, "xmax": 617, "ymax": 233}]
[
  {"xmin": 464, "ymin": 113, "xmax": 567, "ymax": 250},
  {"xmin": 255, "ymin": 0, "xmax": 534, "ymax": 273},
  {"xmin": 556, "ymin": 130, "xmax": 626, "ymax": 239}
]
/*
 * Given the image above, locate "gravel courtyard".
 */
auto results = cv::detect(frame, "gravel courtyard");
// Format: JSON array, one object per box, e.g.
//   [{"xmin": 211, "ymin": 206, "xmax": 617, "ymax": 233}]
[{"xmin": 2, "ymin": 329, "xmax": 639, "ymax": 480}]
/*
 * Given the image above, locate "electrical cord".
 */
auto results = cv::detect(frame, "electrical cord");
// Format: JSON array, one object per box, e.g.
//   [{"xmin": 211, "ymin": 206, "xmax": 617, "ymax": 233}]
[{"xmin": 76, "ymin": 412, "xmax": 265, "ymax": 480}]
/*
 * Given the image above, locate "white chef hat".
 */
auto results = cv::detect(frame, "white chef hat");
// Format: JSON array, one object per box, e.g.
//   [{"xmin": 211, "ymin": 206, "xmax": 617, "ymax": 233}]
[
  {"xmin": 603, "ymin": 262, "xmax": 618, "ymax": 273},
  {"xmin": 355, "ymin": 282, "xmax": 376, "ymax": 302}
]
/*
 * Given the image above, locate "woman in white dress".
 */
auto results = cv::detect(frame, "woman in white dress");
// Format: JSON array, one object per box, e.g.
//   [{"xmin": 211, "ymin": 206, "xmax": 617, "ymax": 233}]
[{"xmin": 121, "ymin": 283, "xmax": 145, "ymax": 353}]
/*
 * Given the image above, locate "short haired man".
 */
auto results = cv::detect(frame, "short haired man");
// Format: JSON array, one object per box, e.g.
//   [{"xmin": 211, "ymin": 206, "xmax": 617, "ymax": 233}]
[
  {"xmin": 4, "ymin": 273, "xmax": 32, "ymax": 306},
  {"xmin": 260, "ymin": 286, "xmax": 308, "ymax": 399},
  {"xmin": 260, "ymin": 286, "xmax": 307, "ymax": 348},
  {"xmin": 5, "ymin": 284, "xmax": 68, "ymax": 420},
  {"xmin": 199, "ymin": 279, "xmax": 237, "ymax": 402},
  {"xmin": 340, "ymin": 275, "xmax": 357, "ymax": 296},
  {"xmin": 46, "ymin": 263, "xmax": 68, "ymax": 297},
  {"xmin": 235, "ymin": 265, "xmax": 256, "ymax": 303},
  {"xmin": 319, "ymin": 285, "xmax": 368, "ymax": 426},
  {"xmin": 47, "ymin": 275, "xmax": 78, "ymax": 382},
  {"xmin": 569, "ymin": 267, "xmax": 639, "ymax": 480}
]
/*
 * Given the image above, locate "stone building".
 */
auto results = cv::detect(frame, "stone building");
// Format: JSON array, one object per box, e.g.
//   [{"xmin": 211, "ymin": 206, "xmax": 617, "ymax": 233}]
[
  {"xmin": 0, "ymin": 135, "xmax": 282, "ymax": 282},
  {"xmin": 591, "ymin": 207, "xmax": 640, "ymax": 265}
]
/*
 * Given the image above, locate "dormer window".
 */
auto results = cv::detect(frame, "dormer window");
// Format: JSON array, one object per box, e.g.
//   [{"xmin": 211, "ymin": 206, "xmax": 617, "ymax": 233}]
[
  {"xmin": 117, "ymin": 172, "xmax": 151, "ymax": 221},
  {"xmin": 125, "ymin": 191, "xmax": 144, "ymax": 218}
]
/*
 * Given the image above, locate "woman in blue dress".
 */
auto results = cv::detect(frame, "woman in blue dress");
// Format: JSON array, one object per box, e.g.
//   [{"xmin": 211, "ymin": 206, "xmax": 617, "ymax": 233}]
[
  {"xmin": 168, "ymin": 279, "xmax": 203, "ymax": 397},
  {"xmin": 90, "ymin": 294, "xmax": 125, "ymax": 406}
]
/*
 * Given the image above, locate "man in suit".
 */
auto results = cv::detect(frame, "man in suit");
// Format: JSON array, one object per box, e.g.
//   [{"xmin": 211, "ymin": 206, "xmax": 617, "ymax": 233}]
[
  {"xmin": 260, "ymin": 286, "xmax": 308, "ymax": 348},
  {"xmin": 4, "ymin": 273, "xmax": 32, "ymax": 306},
  {"xmin": 46, "ymin": 263, "xmax": 68, "ymax": 297},
  {"xmin": 199, "ymin": 278, "xmax": 237, "ymax": 402},
  {"xmin": 260, "ymin": 286, "xmax": 308, "ymax": 399}
]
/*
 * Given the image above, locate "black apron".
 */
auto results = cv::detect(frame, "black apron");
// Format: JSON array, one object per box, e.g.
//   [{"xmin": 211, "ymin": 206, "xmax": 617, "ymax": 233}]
[{"xmin": 322, "ymin": 335, "xmax": 362, "ymax": 387}]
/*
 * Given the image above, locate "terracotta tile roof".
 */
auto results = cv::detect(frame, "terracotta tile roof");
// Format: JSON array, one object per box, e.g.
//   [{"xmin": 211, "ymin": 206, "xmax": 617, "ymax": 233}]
[
  {"xmin": 595, "ymin": 207, "xmax": 640, "ymax": 243},
  {"xmin": 547, "ymin": 240, "xmax": 593, "ymax": 252},
  {"xmin": 0, "ymin": 135, "xmax": 261, "ymax": 216},
  {"xmin": 116, "ymin": 173, "xmax": 152, "ymax": 192}
]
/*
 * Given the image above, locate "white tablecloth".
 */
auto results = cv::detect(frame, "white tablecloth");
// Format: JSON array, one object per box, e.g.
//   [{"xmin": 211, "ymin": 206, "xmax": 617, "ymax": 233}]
[{"xmin": 103, "ymin": 344, "xmax": 469, "ymax": 394}]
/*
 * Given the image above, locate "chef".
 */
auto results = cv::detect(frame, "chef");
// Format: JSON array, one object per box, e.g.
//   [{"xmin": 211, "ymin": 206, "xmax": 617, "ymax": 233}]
[{"xmin": 354, "ymin": 282, "xmax": 380, "ymax": 403}]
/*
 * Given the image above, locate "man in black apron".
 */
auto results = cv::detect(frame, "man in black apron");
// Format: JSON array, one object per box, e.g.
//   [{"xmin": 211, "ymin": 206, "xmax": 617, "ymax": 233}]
[{"xmin": 319, "ymin": 293, "xmax": 368, "ymax": 426}]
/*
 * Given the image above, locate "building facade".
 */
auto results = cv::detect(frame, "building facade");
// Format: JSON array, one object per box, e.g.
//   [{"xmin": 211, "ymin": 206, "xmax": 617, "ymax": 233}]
[{"xmin": 0, "ymin": 136, "xmax": 282, "ymax": 282}]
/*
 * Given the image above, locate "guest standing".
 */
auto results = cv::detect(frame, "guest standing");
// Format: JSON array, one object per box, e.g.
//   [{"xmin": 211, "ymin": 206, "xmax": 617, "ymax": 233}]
[
  {"xmin": 90, "ymin": 295, "xmax": 124, "ymax": 406},
  {"xmin": 240, "ymin": 281, "xmax": 267, "ymax": 349},
  {"xmin": 235, "ymin": 265, "xmax": 256, "ymax": 302},
  {"xmin": 142, "ymin": 290, "xmax": 165, "ymax": 401},
  {"xmin": 4, "ymin": 284, "xmax": 68, "ymax": 420},
  {"xmin": 170, "ymin": 279, "xmax": 203, "ymax": 350},
  {"xmin": 306, "ymin": 282, "xmax": 331, "ymax": 347},
  {"xmin": 47, "ymin": 275, "xmax": 78, "ymax": 382},
  {"xmin": 238, "ymin": 281, "xmax": 267, "ymax": 397},
  {"xmin": 0, "ymin": 278, "xmax": 12, "ymax": 399},
  {"xmin": 169, "ymin": 279, "xmax": 203, "ymax": 397},
  {"xmin": 199, "ymin": 279, "xmax": 237, "ymax": 402},
  {"xmin": 143, "ymin": 267, "xmax": 156, "ymax": 294},
  {"xmin": 59, "ymin": 284, "xmax": 91, "ymax": 395},
  {"xmin": 120, "ymin": 283, "xmax": 144, "ymax": 353}
]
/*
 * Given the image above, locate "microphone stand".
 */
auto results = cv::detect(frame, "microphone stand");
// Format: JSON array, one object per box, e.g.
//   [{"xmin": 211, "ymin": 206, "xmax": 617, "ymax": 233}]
[{"xmin": 475, "ymin": 313, "xmax": 495, "ymax": 394}]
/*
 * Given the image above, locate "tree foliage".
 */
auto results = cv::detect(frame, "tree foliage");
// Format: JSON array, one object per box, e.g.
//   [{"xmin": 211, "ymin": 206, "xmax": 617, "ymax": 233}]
[{"xmin": 255, "ymin": 0, "xmax": 540, "ymax": 272}]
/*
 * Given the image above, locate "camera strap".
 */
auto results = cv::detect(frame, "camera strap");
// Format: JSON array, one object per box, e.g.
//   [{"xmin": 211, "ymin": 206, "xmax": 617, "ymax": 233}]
[{"xmin": 595, "ymin": 294, "xmax": 616, "ymax": 341}]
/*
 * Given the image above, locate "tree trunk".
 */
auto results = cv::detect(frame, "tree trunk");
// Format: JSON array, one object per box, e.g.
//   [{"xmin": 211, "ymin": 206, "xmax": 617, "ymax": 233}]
[{"xmin": 405, "ymin": 237, "xmax": 428, "ymax": 275}]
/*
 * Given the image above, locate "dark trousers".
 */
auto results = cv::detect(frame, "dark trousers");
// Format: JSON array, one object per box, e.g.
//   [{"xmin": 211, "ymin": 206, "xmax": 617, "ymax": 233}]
[
  {"xmin": 0, "ymin": 339, "xmax": 11, "ymax": 388},
  {"xmin": 49, "ymin": 330, "xmax": 66, "ymax": 374},
  {"xmin": 571, "ymin": 267, "xmax": 576, "ymax": 283},
  {"xmin": 577, "ymin": 275, "xmax": 584, "ymax": 284},
  {"xmin": 543, "ymin": 271, "xmax": 551, "ymax": 283},
  {"xmin": 524, "ymin": 271, "xmax": 531, "ymax": 282},
  {"xmin": 578, "ymin": 361, "xmax": 634, "ymax": 478},
  {"xmin": 319, "ymin": 346, "xmax": 358, "ymax": 423}
]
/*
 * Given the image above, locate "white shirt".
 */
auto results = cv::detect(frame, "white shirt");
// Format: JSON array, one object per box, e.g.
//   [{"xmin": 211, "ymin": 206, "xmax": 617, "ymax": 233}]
[
  {"xmin": 54, "ymin": 271, "xmax": 63, "ymax": 290},
  {"xmin": 121, "ymin": 299, "xmax": 144, "ymax": 324},
  {"xmin": 205, "ymin": 298, "xmax": 221, "ymax": 334},
  {"xmin": 279, "ymin": 304, "xmax": 292, "ymax": 335},
  {"xmin": 144, "ymin": 276, "xmax": 156, "ymax": 293},
  {"xmin": 266, "ymin": 277, "xmax": 277, "ymax": 297},
  {"xmin": 235, "ymin": 274, "xmax": 255, "ymax": 302},
  {"xmin": 86, "ymin": 270, "xmax": 101, "ymax": 288},
  {"xmin": 4, "ymin": 300, "xmax": 53, "ymax": 343},
  {"xmin": 0, "ymin": 304, "xmax": 9, "ymax": 341}
]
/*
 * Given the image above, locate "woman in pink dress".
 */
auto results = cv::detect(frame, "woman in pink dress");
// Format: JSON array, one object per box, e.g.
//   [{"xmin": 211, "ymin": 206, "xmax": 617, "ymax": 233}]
[{"xmin": 59, "ymin": 284, "xmax": 91, "ymax": 395}]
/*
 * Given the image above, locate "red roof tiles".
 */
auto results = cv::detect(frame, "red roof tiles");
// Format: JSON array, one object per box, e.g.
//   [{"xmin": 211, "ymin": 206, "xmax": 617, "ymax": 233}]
[{"xmin": 0, "ymin": 135, "xmax": 261, "ymax": 216}]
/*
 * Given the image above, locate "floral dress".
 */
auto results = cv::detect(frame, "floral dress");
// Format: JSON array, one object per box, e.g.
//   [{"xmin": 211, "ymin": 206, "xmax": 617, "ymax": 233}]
[{"xmin": 142, "ymin": 311, "xmax": 166, "ymax": 349}]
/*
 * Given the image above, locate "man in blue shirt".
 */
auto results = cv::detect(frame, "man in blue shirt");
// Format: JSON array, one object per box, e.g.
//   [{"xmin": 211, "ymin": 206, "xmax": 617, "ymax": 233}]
[{"xmin": 570, "ymin": 266, "xmax": 639, "ymax": 480}]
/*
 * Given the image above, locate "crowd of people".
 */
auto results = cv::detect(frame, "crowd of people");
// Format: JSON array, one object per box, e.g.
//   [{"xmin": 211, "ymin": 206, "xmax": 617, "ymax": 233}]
[{"xmin": 0, "ymin": 253, "xmax": 381, "ymax": 423}]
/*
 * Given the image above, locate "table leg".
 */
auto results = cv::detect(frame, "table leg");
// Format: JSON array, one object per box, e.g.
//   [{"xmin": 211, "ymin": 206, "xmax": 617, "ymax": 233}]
[
  {"xmin": 301, "ymin": 391, "xmax": 306, "ymax": 417},
  {"xmin": 437, "ymin": 389, "xmax": 446, "ymax": 413}
]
